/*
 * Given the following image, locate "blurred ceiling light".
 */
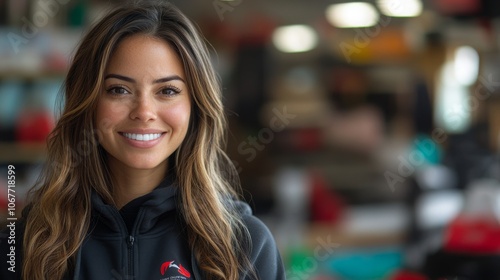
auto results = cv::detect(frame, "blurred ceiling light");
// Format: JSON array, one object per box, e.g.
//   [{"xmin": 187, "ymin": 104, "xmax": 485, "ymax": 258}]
[
  {"xmin": 435, "ymin": 61, "xmax": 471, "ymax": 133},
  {"xmin": 454, "ymin": 46, "xmax": 479, "ymax": 86},
  {"xmin": 377, "ymin": 0, "xmax": 423, "ymax": 17},
  {"xmin": 326, "ymin": 2, "xmax": 379, "ymax": 28},
  {"xmin": 272, "ymin": 25, "xmax": 318, "ymax": 53},
  {"xmin": 417, "ymin": 190, "xmax": 463, "ymax": 229}
]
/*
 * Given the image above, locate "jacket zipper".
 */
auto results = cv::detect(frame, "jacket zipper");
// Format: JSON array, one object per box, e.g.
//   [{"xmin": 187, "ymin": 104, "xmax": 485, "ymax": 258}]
[{"xmin": 127, "ymin": 235, "xmax": 135, "ymax": 278}]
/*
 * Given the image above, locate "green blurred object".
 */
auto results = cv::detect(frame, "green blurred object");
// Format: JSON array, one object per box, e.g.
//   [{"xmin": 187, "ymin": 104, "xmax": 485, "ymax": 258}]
[
  {"xmin": 327, "ymin": 247, "xmax": 402, "ymax": 280},
  {"xmin": 287, "ymin": 246, "xmax": 320, "ymax": 280},
  {"xmin": 68, "ymin": 0, "xmax": 87, "ymax": 27},
  {"xmin": 411, "ymin": 134, "xmax": 442, "ymax": 165}
]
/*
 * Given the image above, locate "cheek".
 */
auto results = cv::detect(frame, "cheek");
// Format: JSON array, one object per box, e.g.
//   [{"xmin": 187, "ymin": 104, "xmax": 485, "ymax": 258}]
[
  {"xmin": 95, "ymin": 99, "xmax": 126, "ymax": 133},
  {"xmin": 160, "ymin": 102, "xmax": 191, "ymax": 132}
]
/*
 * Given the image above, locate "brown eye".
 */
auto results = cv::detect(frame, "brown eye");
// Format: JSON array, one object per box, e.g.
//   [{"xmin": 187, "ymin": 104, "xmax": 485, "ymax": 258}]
[
  {"xmin": 160, "ymin": 86, "xmax": 181, "ymax": 96},
  {"xmin": 107, "ymin": 86, "xmax": 130, "ymax": 95}
]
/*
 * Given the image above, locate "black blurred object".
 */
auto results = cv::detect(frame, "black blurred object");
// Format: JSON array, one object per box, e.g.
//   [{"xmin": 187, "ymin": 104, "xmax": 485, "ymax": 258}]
[
  {"xmin": 412, "ymin": 79, "xmax": 433, "ymax": 135},
  {"xmin": 0, "ymin": 0, "xmax": 7, "ymax": 25},
  {"xmin": 424, "ymin": 249, "xmax": 500, "ymax": 280},
  {"xmin": 0, "ymin": 128, "xmax": 15, "ymax": 142},
  {"xmin": 443, "ymin": 128, "xmax": 491, "ymax": 190},
  {"xmin": 366, "ymin": 92, "xmax": 397, "ymax": 125},
  {"xmin": 434, "ymin": 0, "xmax": 500, "ymax": 19},
  {"xmin": 231, "ymin": 44, "xmax": 269, "ymax": 128}
]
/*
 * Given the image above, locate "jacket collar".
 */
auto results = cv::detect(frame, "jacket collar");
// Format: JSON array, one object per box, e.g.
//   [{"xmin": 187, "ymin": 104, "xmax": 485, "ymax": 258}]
[{"xmin": 90, "ymin": 176, "xmax": 178, "ymax": 233}]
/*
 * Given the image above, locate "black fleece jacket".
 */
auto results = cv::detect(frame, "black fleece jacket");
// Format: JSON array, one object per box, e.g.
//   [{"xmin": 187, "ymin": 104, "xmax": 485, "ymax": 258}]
[{"xmin": 0, "ymin": 178, "xmax": 286, "ymax": 279}]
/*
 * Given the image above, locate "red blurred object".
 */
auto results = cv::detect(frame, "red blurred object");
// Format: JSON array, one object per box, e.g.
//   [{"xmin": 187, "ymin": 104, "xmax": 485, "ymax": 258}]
[
  {"xmin": 444, "ymin": 215, "xmax": 500, "ymax": 254},
  {"xmin": 15, "ymin": 110, "xmax": 54, "ymax": 143},
  {"xmin": 434, "ymin": 0, "xmax": 481, "ymax": 15},
  {"xmin": 391, "ymin": 271, "xmax": 428, "ymax": 280},
  {"xmin": 309, "ymin": 171, "xmax": 344, "ymax": 224},
  {"xmin": 0, "ymin": 187, "xmax": 7, "ymax": 210},
  {"xmin": 237, "ymin": 15, "xmax": 275, "ymax": 46},
  {"xmin": 295, "ymin": 128, "xmax": 322, "ymax": 152}
]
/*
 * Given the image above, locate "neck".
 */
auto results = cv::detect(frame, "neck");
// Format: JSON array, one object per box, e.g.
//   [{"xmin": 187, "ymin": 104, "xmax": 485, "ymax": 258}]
[{"xmin": 108, "ymin": 158, "xmax": 168, "ymax": 209}]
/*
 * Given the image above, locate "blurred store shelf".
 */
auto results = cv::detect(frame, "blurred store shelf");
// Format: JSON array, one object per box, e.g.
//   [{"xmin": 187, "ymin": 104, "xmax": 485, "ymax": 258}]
[
  {"xmin": 0, "ymin": 71, "xmax": 65, "ymax": 80},
  {"xmin": 0, "ymin": 142, "xmax": 46, "ymax": 163}
]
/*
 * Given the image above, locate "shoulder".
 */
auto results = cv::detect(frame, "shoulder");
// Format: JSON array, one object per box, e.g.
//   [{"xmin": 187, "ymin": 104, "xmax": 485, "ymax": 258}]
[
  {"xmin": 233, "ymin": 201, "xmax": 286, "ymax": 280},
  {"xmin": 234, "ymin": 201, "xmax": 276, "ymax": 249},
  {"xmin": 242, "ymin": 213, "xmax": 276, "ymax": 253}
]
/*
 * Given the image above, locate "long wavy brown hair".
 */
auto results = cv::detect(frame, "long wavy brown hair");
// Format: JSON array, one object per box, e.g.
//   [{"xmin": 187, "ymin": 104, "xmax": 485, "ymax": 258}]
[{"xmin": 22, "ymin": 1, "xmax": 253, "ymax": 279}]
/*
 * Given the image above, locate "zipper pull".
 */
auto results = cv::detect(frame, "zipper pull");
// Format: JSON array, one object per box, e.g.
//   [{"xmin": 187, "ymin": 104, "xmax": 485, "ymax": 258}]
[{"xmin": 127, "ymin": 236, "xmax": 135, "ymax": 247}]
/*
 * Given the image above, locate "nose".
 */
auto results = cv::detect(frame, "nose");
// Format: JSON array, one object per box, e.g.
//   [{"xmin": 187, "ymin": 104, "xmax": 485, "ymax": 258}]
[{"xmin": 129, "ymin": 94, "xmax": 157, "ymax": 122}]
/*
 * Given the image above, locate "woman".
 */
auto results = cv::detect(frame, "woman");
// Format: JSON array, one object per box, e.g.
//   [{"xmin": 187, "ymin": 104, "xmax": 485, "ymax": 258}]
[{"xmin": 0, "ymin": 1, "xmax": 285, "ymax": 279}]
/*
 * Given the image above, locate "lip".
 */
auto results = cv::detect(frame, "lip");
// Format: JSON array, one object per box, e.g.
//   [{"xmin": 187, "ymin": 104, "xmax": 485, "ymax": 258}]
[
  {"xmin": 118, "ymin": 129, "xmax": 167, "ymax": 148},
  {"xmin": 120, "ymin": 129, "xmax": 166, "ymax": 134}
]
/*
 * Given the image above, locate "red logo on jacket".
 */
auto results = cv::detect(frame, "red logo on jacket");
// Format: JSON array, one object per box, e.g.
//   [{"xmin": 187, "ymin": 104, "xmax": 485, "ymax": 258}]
[{"xmin": 160, "ymin": 260, "xmax": 191, "ymax": 278}]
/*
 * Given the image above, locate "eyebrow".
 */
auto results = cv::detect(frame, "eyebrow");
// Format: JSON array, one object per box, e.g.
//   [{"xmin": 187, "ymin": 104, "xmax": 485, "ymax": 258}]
[{"xmin": 104, "ymin": 73, "xmax": 185, "ymax": 84}]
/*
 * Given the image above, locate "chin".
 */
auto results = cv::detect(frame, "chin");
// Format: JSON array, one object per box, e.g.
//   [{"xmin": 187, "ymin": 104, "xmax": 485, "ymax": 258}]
[
  {"xmin": 117, "ymin": 154, "xmax": 168, "ymax": 170},
  {"xmin": 128, "ymin": 161, "xmax": 167, "ymax": 171}
]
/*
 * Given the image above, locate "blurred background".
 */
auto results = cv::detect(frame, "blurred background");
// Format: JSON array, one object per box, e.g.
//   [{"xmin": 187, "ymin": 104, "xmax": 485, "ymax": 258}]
[{"xmin": 2, "ymin": 0, "xmax": 500, "ymax": 279}]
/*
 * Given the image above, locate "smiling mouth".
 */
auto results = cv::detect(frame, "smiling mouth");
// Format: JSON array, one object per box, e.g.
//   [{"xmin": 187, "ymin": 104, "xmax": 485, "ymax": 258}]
[{"xmin": 122, "ymin": 133, "xmax": 163, "ymax": 141}]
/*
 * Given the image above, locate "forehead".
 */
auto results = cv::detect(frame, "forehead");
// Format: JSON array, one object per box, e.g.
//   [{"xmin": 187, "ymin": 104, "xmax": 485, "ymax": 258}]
[{"xmin": 106, "ymin": 34, "xmax": 185, "ymax": 78}]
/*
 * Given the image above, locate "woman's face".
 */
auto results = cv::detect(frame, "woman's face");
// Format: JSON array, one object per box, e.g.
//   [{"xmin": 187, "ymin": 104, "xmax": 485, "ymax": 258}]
[{"xmin": 96, "ymin": 34, "xmax": 191, "ymax": 172}]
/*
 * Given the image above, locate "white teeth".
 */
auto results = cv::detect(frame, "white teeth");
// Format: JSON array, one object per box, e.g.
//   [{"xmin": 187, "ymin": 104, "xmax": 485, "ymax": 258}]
[{"xmin": 123, "ymin": 133, "xmax": 162, "ymax": 141}]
